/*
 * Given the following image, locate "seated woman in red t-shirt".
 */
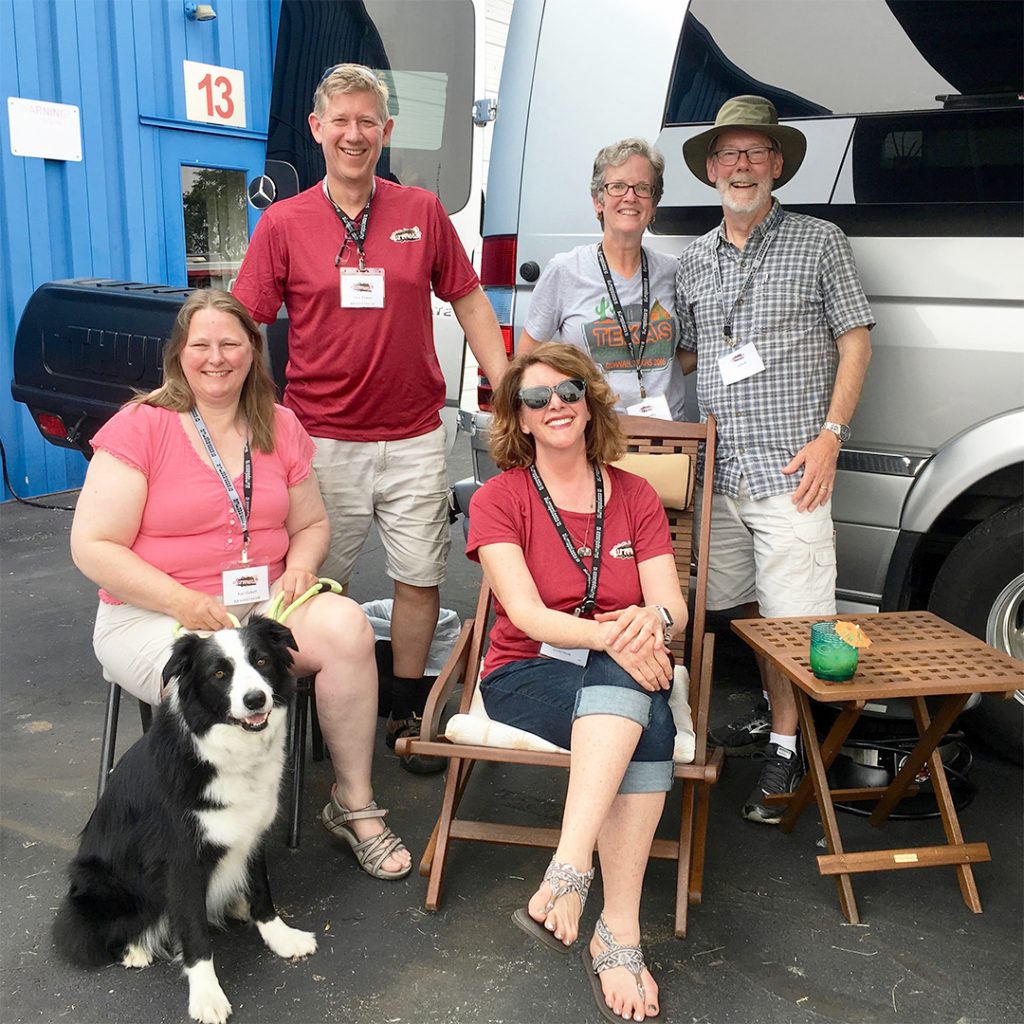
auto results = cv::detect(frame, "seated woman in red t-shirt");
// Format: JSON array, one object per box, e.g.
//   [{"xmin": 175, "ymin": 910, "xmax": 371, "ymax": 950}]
[
  {"xmin": 466, "ymin": 343, "xmax": 688, "ymax": 1022},
  {"xmin": 71, "ymin": 289, "xmax": 410, "ymax": 880}
]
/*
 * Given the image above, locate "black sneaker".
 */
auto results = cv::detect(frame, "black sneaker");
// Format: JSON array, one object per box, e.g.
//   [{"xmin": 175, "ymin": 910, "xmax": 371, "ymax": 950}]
[
  {"xmin": 742, "ymin": 742, "xmax": 804, "ymax": 825},
  {"xmin": 708, "ymin": 697, "xmax": 772, "ymax": 756},
  {"xmin": 386, "ymin": 713, "xmax": 446, "ymax": 775}
]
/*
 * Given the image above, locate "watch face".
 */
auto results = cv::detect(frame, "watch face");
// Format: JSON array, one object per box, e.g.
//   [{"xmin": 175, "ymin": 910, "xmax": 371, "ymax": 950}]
[{"xmin": 839, "ymin": 424, "xmax": 851, "ymax": 442}]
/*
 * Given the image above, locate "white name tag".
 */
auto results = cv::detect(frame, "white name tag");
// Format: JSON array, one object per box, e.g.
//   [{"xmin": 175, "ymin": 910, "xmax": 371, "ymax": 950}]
[
  {"xmin": 539, "ymin": 642, "xmax": 590, "ymax": 666},
  {"xmin": 718, "ymin": 342, "xmax": 765, "ymax": 385},
  {"xmin": 626, "ymin": 393, "xmax": 672, "ymax": 420},
  {"xmin": 222, "ymin": 563, "xmax": 270, "ymax": 605},
  {"xmin": 340, "ymin": 267, "xmax": 385, "ymax": 308}
]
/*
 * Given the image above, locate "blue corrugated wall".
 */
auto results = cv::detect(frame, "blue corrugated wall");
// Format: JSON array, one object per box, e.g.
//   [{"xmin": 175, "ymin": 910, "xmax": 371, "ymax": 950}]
[{"xmin": 0, "ymin": 0, "xmax": 277, "ymax": 499}]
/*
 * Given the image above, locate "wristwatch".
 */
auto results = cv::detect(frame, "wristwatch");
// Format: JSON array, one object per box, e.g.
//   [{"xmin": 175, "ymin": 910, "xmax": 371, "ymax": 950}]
[
  {"xmin": 653, "ymin": 605, "xmax": 674, "ymax": 643},
  {"xmin": 822, "ymin": 421, "xmax": 851, "ymax": 445}
]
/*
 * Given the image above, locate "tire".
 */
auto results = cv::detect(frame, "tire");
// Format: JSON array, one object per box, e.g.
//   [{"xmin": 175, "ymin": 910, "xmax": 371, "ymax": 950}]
[{"xmin": 928, "ymin": 501, "xmax": 1024, "ymax": 765}]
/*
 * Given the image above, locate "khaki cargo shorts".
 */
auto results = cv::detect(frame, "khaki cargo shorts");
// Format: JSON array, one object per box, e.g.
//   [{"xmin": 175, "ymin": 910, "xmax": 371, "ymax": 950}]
[
  {"xmin": 312, "ymin": 423, "xmax": 451, "ymax": 589},
  {"xmin": 694, "ymin": 478, "xmax": 837, "ymax": 617}
]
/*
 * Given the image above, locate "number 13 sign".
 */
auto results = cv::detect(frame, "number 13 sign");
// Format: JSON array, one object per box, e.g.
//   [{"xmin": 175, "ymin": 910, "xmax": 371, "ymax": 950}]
[{"xmin": 183, "ymin": 60, "xmax": 246, "ymax": 129}]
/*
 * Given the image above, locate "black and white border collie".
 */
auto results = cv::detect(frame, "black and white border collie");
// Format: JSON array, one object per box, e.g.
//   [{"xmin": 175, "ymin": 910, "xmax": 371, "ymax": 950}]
[{"xmin": 54, "ymin": 616, "xmax": 317, "ymax": 1024}]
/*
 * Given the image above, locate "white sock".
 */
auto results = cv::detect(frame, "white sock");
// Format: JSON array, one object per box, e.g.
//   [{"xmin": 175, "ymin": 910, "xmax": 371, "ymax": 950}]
[{"xmin": 770, "ymin": 732, "xmax": 798, "ymax": 754}]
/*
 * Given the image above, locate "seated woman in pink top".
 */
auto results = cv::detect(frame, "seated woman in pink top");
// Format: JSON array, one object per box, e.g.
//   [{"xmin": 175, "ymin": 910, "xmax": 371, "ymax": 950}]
[{"xmin": 71, "ymin": 289, "xmax": 411, "ymax": 880}]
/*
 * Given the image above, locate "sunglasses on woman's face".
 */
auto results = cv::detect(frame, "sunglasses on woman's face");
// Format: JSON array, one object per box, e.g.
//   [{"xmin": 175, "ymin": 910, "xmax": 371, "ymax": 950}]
[{"xmin": 517, "ymin": 378, "xmax": 587, "ymax": 410}]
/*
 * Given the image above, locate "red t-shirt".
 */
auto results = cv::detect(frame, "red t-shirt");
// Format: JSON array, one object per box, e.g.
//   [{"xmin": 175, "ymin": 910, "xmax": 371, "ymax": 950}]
[
  {"xmin": 466, "ymin": 466, "xmax": 674, "ymax": 677},
  {"xmin": 90, "ymin": 403, "xmax": 315, "ymax": 602},
  {"xmin": 232, "ymin": 178, "xmax": 480, "ymax": 442}
]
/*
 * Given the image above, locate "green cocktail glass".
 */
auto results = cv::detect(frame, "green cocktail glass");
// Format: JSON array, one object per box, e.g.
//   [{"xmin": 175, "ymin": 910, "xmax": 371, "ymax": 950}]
[{"xmin": 809, "ymin": 621, "xmax": 859, "ymax": 681}]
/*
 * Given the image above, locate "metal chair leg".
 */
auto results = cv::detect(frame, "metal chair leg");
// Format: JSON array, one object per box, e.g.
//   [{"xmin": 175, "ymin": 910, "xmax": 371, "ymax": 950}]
[
  {"xmin": 287, "ymin": 679, "xmax": 311, "ymax": 848},
  {"xmin": 97, "ymin": 677, "xmax": 154, "ymax": 803},
  {"xmin": 310, "ymin": 684, "xmax": 324, "ymax": 762},
  {"xmin": 97, "ymin": 682, "xmax": 122, "ymax": 801}
]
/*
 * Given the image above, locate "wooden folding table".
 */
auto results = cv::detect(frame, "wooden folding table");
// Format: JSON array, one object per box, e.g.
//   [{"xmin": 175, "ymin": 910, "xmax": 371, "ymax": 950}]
[{"xmin": 732, "ymin": 611, "xmax": 1021, "ymax": 924}]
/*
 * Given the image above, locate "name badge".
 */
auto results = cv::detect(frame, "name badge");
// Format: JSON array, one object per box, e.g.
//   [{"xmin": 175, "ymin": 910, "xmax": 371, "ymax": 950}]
[
  {"xmin": 626, "ymin": 393, "xmax": 672, "ymax": 420},
  {"xmin": 539, "ymin": 642, "xmax": 590, "ymax": 666},
  {"xmin": 718, "ymin": 342, "xmax": 765, "ymax": 385},
  {"xmin": 222, "ymin": 563, "xmax": 270, "ymax": 606},
  {"xmin": 340, "ymin": 267, "xmax": 385, "ymax": 308}
]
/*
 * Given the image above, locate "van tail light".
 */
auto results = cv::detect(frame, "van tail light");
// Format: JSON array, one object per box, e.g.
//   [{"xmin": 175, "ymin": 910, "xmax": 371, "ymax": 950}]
[
  {"xmin": 480, "ymin": 235, "xmax": 517, "ymax": 410},
  {"xmin": 36, "ymin": 412, "xmax": 69, "ymax": 441},
  {"xmin": 481, "ymin": 234, "xmax": 517, "ymax": 287}
]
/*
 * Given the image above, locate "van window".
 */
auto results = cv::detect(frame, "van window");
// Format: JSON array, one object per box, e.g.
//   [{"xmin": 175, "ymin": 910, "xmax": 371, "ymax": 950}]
[
  {"xmin": 267, "ymin": 0, "xmax": 475, "ymax": 214},
  {"xmin": 659, "ymin": 0, "xmax": 1023, "ymax": 237},
  {"xmin": 667, "ymin": 0, "xmax": 1021, "ymax": 121}
]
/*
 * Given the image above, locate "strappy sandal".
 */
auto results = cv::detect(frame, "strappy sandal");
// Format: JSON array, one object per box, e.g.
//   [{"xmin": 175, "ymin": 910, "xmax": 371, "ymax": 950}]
[
  {"xmin": 581, "ymin": 915, "xmax": 659, "ymax": 1022},
  {"xmin": 512, "ymin": 857, "xmax": 595, "ymax": 954},
  {"xmin": 319, "ymin": 787, "xmax": 411, "ymax": 880}
]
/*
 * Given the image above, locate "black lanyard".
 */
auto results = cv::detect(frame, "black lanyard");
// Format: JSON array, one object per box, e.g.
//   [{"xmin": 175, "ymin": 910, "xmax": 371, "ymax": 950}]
[
  {"xmin": 597, "ymin": 244, "xmax": 650, "ymax": 398},
  {"xmin": 710, "ymin": 220, "xmax": 779, "ymax": 347},
  {"xmin": 529, "ymin": 462, "xmax": 604, "ymax": 617},
  {"xmin": 323, "ymin": 177, "xmax": 375, "ymax": 271},
  {"xmin": 190, "ymin": 409, "xmax": 253, "ymax": 560}
]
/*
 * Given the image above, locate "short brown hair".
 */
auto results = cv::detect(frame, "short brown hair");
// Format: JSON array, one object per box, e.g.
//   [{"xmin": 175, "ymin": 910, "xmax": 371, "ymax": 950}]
[
  {"xmin": 313, "ymin": 63, "xmax": 389, "ymax": 122},
  {"xmin": 590, "ymin": 137, "xmax": 665, "ymax": 205},
  {"xmin": 132, "ymin": 290, "xmax": 278, "ymax": 452},
  {"xmin": 489, "ymin": 343, "xmax": 625, "ymax": 470}
]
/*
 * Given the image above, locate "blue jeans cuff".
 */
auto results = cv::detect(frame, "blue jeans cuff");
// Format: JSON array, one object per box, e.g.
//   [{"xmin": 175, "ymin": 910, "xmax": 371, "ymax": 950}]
[
  {"xmin": 619, "ymin": 759, "xmax": 674, "ymax": 794},
  {"xmin": 574, "ymin": 685, "xmax": 651, "ymax": 728}
]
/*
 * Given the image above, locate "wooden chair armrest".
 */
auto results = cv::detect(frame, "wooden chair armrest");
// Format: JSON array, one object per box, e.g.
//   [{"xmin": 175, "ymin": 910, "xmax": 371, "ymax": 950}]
[{"xmin": 419, "ymin": 618, "xmax": 476, "ymax": 741}]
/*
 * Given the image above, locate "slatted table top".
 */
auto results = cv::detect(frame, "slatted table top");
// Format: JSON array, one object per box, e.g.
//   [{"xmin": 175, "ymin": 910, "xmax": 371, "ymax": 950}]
[{"xmin": 732, "ymin": 611, "xmax": 1022, "ymax": 702}]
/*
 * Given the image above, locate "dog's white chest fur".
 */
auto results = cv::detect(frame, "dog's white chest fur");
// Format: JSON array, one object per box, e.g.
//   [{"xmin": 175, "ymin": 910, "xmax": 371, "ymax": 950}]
[{"xmin": 192, "ymin": 715, "xmax": 287, "ymax": 914}]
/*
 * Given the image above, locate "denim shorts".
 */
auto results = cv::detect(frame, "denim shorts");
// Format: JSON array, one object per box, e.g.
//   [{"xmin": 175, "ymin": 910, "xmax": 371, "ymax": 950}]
[{"xmin": 481, "ymin": 652, "xmax": 675, "ymax": 794}]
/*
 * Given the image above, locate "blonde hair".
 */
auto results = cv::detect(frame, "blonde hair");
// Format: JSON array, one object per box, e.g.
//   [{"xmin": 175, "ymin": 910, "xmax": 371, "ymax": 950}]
[
  {"xmin": 132, "ymin": 290, "xmax": 278, "ymax": 452},
  {"xmin": 313, "ymin": 63, "xmax": 389, "ymax": 122},
  {"xmin": 489, "ymin": 343, "xmax": 625, "ymax": 470}
]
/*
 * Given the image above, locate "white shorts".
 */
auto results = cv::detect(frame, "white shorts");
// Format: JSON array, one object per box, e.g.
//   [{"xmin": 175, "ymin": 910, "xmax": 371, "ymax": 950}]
[
  {"xmin": 93, "ymin": 598, "xmax": 273, "ymax": 705},
  {"xmin": 312, "ymin": 423, "xmax": 451, "ymax": 589},
  {"xmin": 694, "ymin": 479, "xmax": 837, "ymax": 618}
]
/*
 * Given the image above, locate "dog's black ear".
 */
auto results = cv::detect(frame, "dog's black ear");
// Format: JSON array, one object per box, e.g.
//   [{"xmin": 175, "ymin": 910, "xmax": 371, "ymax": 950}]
[
  {"xmin": 162, "ymin": 632, "xmax": 201, "ymax": 688},
  {"xmin": 247, "ymin": 615, "xmax": 298, "ymax": 654}
]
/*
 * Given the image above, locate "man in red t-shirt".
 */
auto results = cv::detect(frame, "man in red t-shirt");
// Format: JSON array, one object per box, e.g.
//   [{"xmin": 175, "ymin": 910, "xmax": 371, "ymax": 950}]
[{"xmin": 233, "ymin": 64, "xmax": 507, "ymax": 774}]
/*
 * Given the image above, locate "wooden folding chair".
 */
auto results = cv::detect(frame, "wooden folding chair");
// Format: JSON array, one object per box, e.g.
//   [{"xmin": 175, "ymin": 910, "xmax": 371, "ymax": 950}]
[{"xmin": 396, "ymin": 415, "xmax": 722, "ymax": 937}]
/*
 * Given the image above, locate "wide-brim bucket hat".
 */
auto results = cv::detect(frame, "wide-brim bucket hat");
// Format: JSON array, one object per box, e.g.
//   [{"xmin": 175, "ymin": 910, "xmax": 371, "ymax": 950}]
[{"xmin": 683, "ymin": 95, "xmax": 807, "ymax": 189}]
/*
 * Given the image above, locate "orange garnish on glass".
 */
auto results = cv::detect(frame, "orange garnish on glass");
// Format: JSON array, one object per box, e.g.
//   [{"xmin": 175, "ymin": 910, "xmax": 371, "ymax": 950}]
[{"xmin": 835, "ymin": 620, "xmax": 872, "ymax": 648}]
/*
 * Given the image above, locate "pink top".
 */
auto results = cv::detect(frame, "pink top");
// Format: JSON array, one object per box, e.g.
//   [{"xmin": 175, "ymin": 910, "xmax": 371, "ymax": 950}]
[
  {"xmin": 466, "ymin": 466, "xmax": 673, "ymax": 677},
  {"xmin": 90, "ymin": 403, "xmax": 315, "ymax": 603}
]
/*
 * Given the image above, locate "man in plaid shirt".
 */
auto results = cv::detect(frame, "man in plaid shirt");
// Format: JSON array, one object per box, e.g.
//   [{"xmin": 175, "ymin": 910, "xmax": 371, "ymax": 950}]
[{"xmin": 675, "ymin": 96, "xmax": 874, "ymax": 824}]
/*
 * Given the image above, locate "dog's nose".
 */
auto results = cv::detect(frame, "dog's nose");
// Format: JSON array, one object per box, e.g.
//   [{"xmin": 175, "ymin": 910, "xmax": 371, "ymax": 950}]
[{"xmin": 243, "ymin": 689, "xmax": 269, "ymax": 711}]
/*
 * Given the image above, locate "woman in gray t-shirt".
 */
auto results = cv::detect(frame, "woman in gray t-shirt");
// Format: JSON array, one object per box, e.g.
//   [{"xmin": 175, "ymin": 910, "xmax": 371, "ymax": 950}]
[{"xmin": 519, "ymin": 138, "xmax": 693, "ymax": 420}]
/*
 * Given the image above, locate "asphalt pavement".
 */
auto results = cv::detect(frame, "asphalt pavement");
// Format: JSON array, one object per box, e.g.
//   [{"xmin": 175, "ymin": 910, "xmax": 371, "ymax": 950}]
[{"xmin": 1, "ymin": 444, "xmax": 1021, "ymax": 1024}]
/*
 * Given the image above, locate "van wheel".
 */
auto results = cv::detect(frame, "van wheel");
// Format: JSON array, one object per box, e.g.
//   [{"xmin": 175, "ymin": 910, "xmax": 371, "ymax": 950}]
[{"xmin": 928, "ymin": 502, "xmax": 1023, "ymax": 765}]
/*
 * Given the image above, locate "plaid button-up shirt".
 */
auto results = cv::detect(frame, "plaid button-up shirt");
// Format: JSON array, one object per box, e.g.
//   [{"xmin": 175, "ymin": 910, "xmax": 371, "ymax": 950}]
[{"xmin": 676, "ymin": 201, "xmax": 874, "ymax": 500}]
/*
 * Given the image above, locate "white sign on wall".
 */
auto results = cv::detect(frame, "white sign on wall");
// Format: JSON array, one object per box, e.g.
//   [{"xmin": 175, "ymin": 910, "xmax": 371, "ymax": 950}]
[
  {"xmin": 8, "ymin": 97, "xmax": 82, "ymax": 161},
  {"xmin": 183, "ymin": 60, "xmax": 246, "ymax": 129}
]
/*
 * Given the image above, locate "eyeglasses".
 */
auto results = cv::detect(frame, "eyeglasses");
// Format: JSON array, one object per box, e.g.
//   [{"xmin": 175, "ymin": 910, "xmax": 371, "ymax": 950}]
[
  {"xmin": 602, "ymin": 181, "xmax": 655, "ymax": 199},
  {"xmin": 517, "ymin": 378, "xmax": 587, "ymax": 410},
  {"xmin": 711, "ymin": 146, "xmax": 777, "ymax": 166}
]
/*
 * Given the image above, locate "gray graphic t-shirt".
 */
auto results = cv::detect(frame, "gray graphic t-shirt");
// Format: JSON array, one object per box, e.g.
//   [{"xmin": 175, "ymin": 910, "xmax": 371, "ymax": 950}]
[{"xmin": 524, "ymin": 244, "xmax": 687, "ymax": 419}]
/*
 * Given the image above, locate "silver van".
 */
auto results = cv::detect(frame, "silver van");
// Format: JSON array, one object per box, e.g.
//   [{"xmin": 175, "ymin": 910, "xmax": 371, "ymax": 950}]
[{"xmin": 462, "ymin": 0, "xmax": 1023, "ymax": 758}]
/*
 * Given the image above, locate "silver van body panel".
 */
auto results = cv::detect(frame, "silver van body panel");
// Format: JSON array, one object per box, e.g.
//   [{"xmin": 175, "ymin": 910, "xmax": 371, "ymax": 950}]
[
  {"xmin": 474, "ymin": 0, "xmax": 1023, "ymax": 614},
  {"xmin": 901, "ymin": 409, "xmax": 1024, "ymax": 534}
]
